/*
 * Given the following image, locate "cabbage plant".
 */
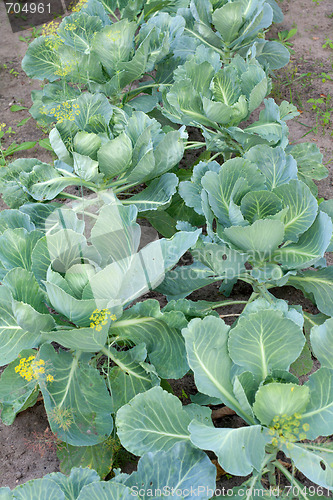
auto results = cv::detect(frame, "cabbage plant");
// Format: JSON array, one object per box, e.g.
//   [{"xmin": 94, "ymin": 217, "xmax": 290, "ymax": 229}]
[
  {"xmin": 158, "ymin": 145, "xmax": 333, "ymax": 320},
  {"xmin": 22, "ymin": 0, "xmax": 186, "ymax": 123},
  {"xmin": 0, "ymin": 102, "xmax": 186, "ymax": 217},
  {"xmin": 0, "ymin": 196, "xmax": 200, "ymax": 451},
  {"xmin": 116, "ymin": 299, "xmax": 333, "ymax": 494},
  {"xmin": 161, "ymin": 48, "xmax": 298, "ymax": 155},
  {"xmin": 175, "ymin": 0, "xmax": 290, "ymax": 68}
]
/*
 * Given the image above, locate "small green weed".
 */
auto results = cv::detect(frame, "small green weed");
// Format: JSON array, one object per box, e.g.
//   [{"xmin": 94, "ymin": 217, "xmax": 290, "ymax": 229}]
[
  {"xmin": 273, "ymin": 27, "xmax": 297, "ymax": 54},
  {"xmin": 323, "ymin": 37, "xmax": 333, "ymax": 49},
  {"xmin": 307, "ymin": 94, "xmax": 333, "ymax": 135}
]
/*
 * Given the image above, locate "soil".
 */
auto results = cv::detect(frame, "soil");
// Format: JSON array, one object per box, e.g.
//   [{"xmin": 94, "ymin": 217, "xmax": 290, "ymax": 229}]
[{"xmin": 0, "ymin": 0, "xmax": 333, "ymax": 492}]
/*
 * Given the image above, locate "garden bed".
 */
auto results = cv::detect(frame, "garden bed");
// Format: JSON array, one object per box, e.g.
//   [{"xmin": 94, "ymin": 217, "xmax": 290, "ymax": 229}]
[{"xmin": 0, "ymin": 0, "xmax": 332, "ymax": 494}]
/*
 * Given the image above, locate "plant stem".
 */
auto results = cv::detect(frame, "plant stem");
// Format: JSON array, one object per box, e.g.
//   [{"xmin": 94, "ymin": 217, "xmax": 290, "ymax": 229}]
[
  {"xmin": 210, "ymin": 300, "xmax": 248, "ymax": 309},
  {"xmin": 274, "ymin": 461, "xmax": 311, "ymax": 500}
]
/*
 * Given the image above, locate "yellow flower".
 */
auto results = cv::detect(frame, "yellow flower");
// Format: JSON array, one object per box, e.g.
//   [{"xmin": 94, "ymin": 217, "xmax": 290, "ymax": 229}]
[
  {"xmin": 268, "ymin": 413, "xmax": 308, "ymax": 448},
  {"xmin": 15, "ymin": 355, "xmax": 54, "ymax": 383},
  {"xmin": 90, "ymin": 309, "xmax": 116, "ymax": 330},
  {"xmin": 70, "ymin": 0, "xmax": 88, "ymax": 12},
  {"xmin": 0, "ymin": 123, "xmax": 6, "ymax": 132}
]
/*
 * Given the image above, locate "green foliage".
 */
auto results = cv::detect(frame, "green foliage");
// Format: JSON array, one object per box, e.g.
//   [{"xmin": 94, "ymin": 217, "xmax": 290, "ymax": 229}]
[
  {"xmin": 161, "ymin": 145, "xmax": 332, "ymax": 301},
  {"xmin": 0, "ymin": 197, "xmax": 200, "ymax": 449},
  {"xmin": 115, "ymin": 300, "xmax": 333, "ymax": 489}
]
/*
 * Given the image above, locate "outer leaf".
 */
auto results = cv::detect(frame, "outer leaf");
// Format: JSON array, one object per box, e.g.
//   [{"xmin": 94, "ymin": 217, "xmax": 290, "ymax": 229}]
[
  {"xmin": 273, "ymin": 180, "xmax": 318, "ymax": 242},
  {"xmin": 228, "ymin": 310, "xmax": 305, "ymax": 382},
  {"xmin": 46, "ymin": 467, "xmax": 100, "ymax": 499},
  {"xmin": 77, "ymin": 482, "xmax": 132, "ymax": 500},
  {"xmin": 106, "ymin": 344, "xmax": 159, "ymax": 412},
  {"xmin": 116, "ymin": 386, "xmax": 194, "ymax": 455},
  {"xmin": 288, "ymin": 268, "xmax": 333, "ymax": 317},
  {"xmin": 284, "ymin": 444, "xmax": 333, "ymax": 491},
  {"xmin": 39, "ymin": 344, "xmax": 113, "ymax": 446},
  {"xmin": 301, "ymin": 368, "xmax": 333, "ymax": 440},
  {"xmin": 189, "ymin": 421, "xmax": 271, "ymax": 476},
  {"xmin": 310, "ymin": 317, "xmax": 333, "ymax": 369},
  {"xmin": 0, "ymin": 349, "xmax": 39, "ymax": 425},
  {"xmin": 286, "ymin": 142, "xmax": 328, "ymax": 195},
  {"xmin": 110, "ymin": 300, "xmax": 188, "ymax": 379},
  {"xmin": 273, "ymin": 212, "xmax": 332, "ymax": 270},
  {"xmin": 11, "ymin": 478, "xmax": 64, "ymax": 499},
  {"xmin": 0, "ymin": 229, "xmax": 43, "ymax": 272},
  {"xmin": 224, "ymin": 219, "xmax": 285, "ymax": 260},
  {"xmin": 57, "ymin": 439, "xmax": 117, "ymax": 479},
  {"xmin": 183, "ymin": 316, "xmax": 255, "ymax": 424},
  {"xmin": 0, "ymin": 209, "xmax": 35, "ymax": 234},
  {"xmin": 124, "ymin": 173, "xmax": 178, "ymax": 212},
  {"xmin": 115, "ymin": 442, "xmax": 217, "ymax": 500},
  {"xmin": 22, "ymin": 37, "xmax": 62, "ymax": 81},
  {"xmin": 58, "ymin": 12, "xmax": 103, "ymax": 53},
  {"xmin": 156, "ymin": 262, "xmax": 218, "ymax": 301},
  {"xmin": 253, "ymin": 383, "xmax": 310, "ymax": 426},
  {"xmin": 0, "ymin": 287, "xmax": 42, "ymax": 365}
]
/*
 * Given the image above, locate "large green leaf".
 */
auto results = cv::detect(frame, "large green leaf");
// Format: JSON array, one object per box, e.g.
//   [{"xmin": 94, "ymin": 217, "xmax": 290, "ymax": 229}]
[
  {"xmin": 3, "ymin": 268, "xmax": 55, "ymax": 335},
  {"xmin": 22, "ymin": 37, "xmax": 62, "ymax": 81},
  {"xmin": 189, "ymin": 421, "xmax": 271, "ymax": 476},
  {"xmin": 183, "ymin": 315, "xmax": 255, "ymax": 424},
  {"xmin": 273, "ymin": 180, "xmax": 318, "ymax": 242},
  {"xmin": 310, "ymin": 317, "xmax": 333, "ymax": 369},
  {"xmin": 224, "ymin": 219, "xmax": 285, "ymax": 261},
  {"xmin": 9, "ymin": 478, "xmax": 65, "ymax": 499},
  {"xmin": 253, "ymin": 40, "xmax": 290, "ymax": 70},
  {"xmin": 97, "ymin": 133, "xmax": 133, "ymax": 179},
  {"xmin": 228, "ymin": 309, "xmax": 305, "ymax": 382},
  {"xmin": 156, "ymin": 261, "xmax": 218, "ymax": 300},
  {"xmin": 0, "ymin": 229, "xmax": 43, "ymax": 272},
  {"xmin": 288, "ymin": 267, "xmax": 333, "ymax": 317},
  {"xmin": 77, "ymin": 482, "xmax": 132, "ymax": 500},
  {"xmin": 286, "ymin": 142, "xmax": 328, "ymax": 196},
  {"xmin": 0, "ymin": 209, "xmax": 35, "ymax": 234},
  {"xmin": 57, "ymin": 438, "xmax": 118, "ymax": 479},
  {"xmin": 253, "ymin": 383, "xmax": 310, "ymax": 426},
  {"xmin": 39, "ymin": 344, "xmax": 113, "ymax": 446},
  {"xmin": 116, "ymin": 386, "xmax": 198, "ymax": 455},
  {"xmin": 110, "ymin": 300, "xmax": 188, "ymax": 379},
  {"xmin": 106, "ymin": 343, "xmax": 160, "ymax": 412},
  {"xmin": 273, "ymin": 212, "xmax": 331, "ymax": 270},
  {"xmin": 90, "ymin": 202, "xmax": 139, "ymax": 267},
  {"xmin": 20, "ymin": 203, "xmax": 84, "ymax": 235},
  {"xmin": 114, "ymin": 442, "xmax": 216, "ymax": 500},
  {"xmin": 0, "ymin": 287, "xmax": 42, "ymax": 365},
  {"xmin": 46, "ymin": 468, "xmax": 100, "ymax": 499},
  {"xmin": 92, "ymin": 20, "xmax": 137, "ymax": 74},
  {"xmin": 58, "ymin": 12, "xmax": 103, "ymax": 53},
  {"xmin": 0, "ymin": 349, "xmax": 39, "ymax": 425},
  {"xmin": 19, "ymin": 163, "xmax": 88, "ymax": 202},
  {"xmin": 284, "ymin": 443, "xmax": 333, "ymax": 491},
  {"xmin": 301, "ymin": 368, "xmax": 333, "ymax": 440},
  {"xmin": 123, "ymin": 173, "xmax": 178, "ymax": 212},
  {"xmin": 212, "ymin": 2, "xmax": 244, "ymax": 44}
]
